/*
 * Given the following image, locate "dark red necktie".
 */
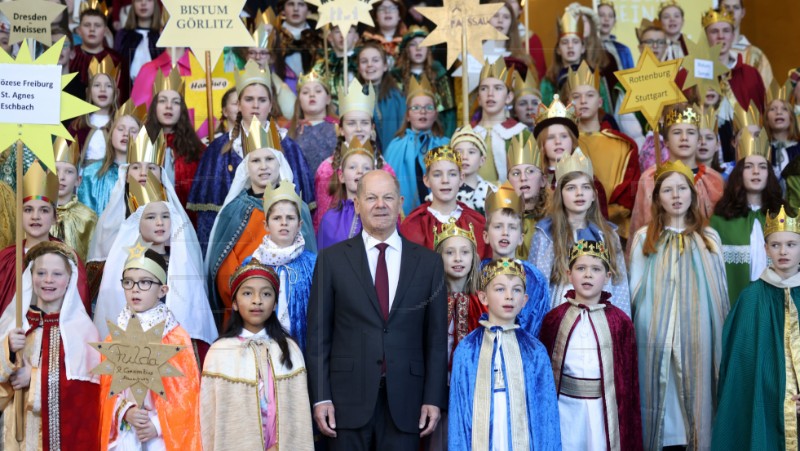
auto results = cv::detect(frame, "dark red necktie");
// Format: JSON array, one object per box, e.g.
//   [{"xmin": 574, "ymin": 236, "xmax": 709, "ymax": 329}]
[{"xmin": 375, "ymin": 243, "xmax": 390, "ymax": 321}]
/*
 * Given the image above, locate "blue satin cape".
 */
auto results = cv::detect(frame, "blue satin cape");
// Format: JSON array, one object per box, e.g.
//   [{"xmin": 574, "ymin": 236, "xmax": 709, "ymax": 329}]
[
  {"xmin": 270, "ymin": 250, "xmax": 315, "ymax": 353},
  {"xmin": 78, "ymin": 161, "xmax": 119, "ymax": 215}
]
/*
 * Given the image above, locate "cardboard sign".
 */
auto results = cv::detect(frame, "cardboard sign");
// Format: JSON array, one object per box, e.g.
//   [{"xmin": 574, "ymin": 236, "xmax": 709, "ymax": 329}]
[
  {"xmin": 0, "ymin": 0, "xmax": 66, "ymax": 45},
  {"xmin": 0, "ymin": 64, "xmax": 61, "ymax": 125},
  {"xmin": 306, "ymin": 0, "xmax": 378, "ymax": 34},
  {"xmin": 615, "ymin": 47, "xmax": 687, "ymax": 128}
]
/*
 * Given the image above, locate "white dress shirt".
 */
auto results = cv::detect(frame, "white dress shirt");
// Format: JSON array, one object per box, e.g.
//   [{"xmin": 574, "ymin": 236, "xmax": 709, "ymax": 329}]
[{"xmin": 362, "ymin": 229, "xmax": 403, "ymax": 310}]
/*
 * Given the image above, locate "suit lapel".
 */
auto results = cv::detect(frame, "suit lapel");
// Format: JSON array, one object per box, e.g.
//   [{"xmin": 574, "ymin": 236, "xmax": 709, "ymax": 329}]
[
  {"xmin": 343, "ymin": 236, "xmax": 383, "ymax": 319},
  {"xmin": 389, "ymin": 238, "xmax": 420, "ymax": 321}
]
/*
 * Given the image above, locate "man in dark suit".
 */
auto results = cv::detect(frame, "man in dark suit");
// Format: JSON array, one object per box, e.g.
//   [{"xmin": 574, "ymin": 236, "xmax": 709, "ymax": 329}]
[{"xmin": 307, "ymin": 170, "xmax": 448, "ymax": 450}]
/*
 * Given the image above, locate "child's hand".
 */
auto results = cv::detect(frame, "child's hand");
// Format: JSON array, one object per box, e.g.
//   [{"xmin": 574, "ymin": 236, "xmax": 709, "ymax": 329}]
[
  {"xmin": 8, "ymin": 328, "xmax": 26, "ymax": 353},
  {"xmin": 10, "ymin": 358, "xmax": 31, "ymax": 390},
  {"xmin": 134, "ymin": 419, "xmax": 158, "ymax": 442},
  {"xmin": 124, "ymin": 407, "xmax": 151, "ymax": 430}
]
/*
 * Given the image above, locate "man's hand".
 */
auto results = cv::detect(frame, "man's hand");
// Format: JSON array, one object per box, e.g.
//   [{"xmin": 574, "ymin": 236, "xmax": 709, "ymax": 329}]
[
  {"xmin": 418, "ymin": 404, "xmax": 440, "ymax": 437},
  {"xmin": 313, "ymin": 402, "xmax": 338, "ymax": 438}
]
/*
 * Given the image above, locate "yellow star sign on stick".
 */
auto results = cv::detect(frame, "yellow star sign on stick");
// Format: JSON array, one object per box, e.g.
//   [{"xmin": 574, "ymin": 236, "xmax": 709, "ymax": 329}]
[
  {"xmin": 184, "ymin": 52, "xmax": 234, "ymax": 132},
  {"xmin": 0, "ymin": 0, "xmax": 66, "ymax": 46},
  {"xmin": 417, "ymin": 0, "xmax": 507, "ymax": 69},
  {"xmin": 681, "ymin": 35, "xmax": 728, "ymax": 96},
  {"xmin": 91, "ymin": 317, "xmax": 185, "ymax": 405},
  {"xmin": 305, "ymin": 0, "xmax": 378, "ymax": 33},
  {"xmin": 615, "ymin": 47, "xmax": 687, "ymax": 128},
  {"xmin": 0, "ymin": 39, "xmax": 98, "ymax": 172},
  {"xmin": 158, "ymin": 0, "xmax": 254, "ymax": 68}
]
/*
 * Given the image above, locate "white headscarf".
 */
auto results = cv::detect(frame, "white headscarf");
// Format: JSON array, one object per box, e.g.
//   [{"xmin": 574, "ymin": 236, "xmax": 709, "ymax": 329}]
[
  {"xmin": 93, "ymin": 201, "xmax": 218, "ymax": 344},
  {"xmin": 0, "ymin": 258, "xmax": 101, "ymax": 383}
]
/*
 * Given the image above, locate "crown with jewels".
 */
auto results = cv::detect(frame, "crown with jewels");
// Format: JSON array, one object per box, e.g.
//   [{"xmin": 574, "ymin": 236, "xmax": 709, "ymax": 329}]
[
  {"xmin": 735, "ymin": 127, "xmax": 771, "ymax": 162},
  {"xmin": 697, "ymin": 104, "xmax": 718, "ymax": 132},
  {"xmin": 767, "ymin": 78, "xmax": 794, "ymax": 105},
  {"xmin": 657, "ymin": 0, "xmax": 683, "ymax": 17},
  {"xmin": 229, "ymin": 257, "xmax": 280, "ymax": 293},
  {"xmin": 80, "ymin": 0, "xmax": 109, "ymax": 15},
  {"xmin": 733, "ymin": 100, "xmax": 762, "ymax": 132},
  {"xmin": 636, "ymin": 18, "xmax": 664, "ymax": 42},
  {"xmin": 765, "ymin": 205, "xmax": 800, "ymax": 237},
  {"xmin": 479, "ymin": 58, "xmax": 514, "ymax": 86},
  {"xmin": 88, "ymin": 55, "xmax": 120, "ymax": 82},
  {"xmin": 243, "ymin": 117, "xmax": 282, "ymax": 156},
  {"xmin": 569, "ymin": 239, "xmax": 611, "ymax": 266},
  {"xmin": 480, "ymin": 258, "xmax": 526, "ymax": 290},
  {"xmin": 664, "ymin": 105, "xmax": 700, "ymax": 128},
  {"xmin": 126, "ymin": 127, "xmax": 166, "ymax": 166},
  {"xmin": 53, "ymin": 137, "xmax": 80, "ymax": 167},
  {"xmin": 424, "ymin": 145, "xmax": 462, "ymax": 170},
  {"xmin": 433, "ymin": 218, "xmax": 476, "ymax": 249},
  {"xmin": 114, "ymin": 98, "xmax": 147, "ymax": 123},
  {"xmin": 406, "ymin": 73, "xmax": 435, "ymax": 102},
  {"xmin": 263, "ymin": 180, "xmax": 301, "ymax": 215},
  {"xmin": 126, "ymin": 171, "xmax": 166, "ymax": 212},
  {"xmin": 485, "ymin": 183, "xmax": 522, "ymax": 215},
  {"xmin": 297, "ymin": 69, "xmax": 330, "ymax": 93},
  {"xmin": 533, "ymin": 94, "xmax": 578, "ymax": 138},
  {"xmin": 23, "ymin": 160, "xmax": 58, "ymax": 205},
  {"xmin": 235, "ymin": 60, "xmax": 271, "ymax": 96},
  {"xmin": 701, "ymin": 8, "xmax": 734, "ymax": 29},
  {"xmin": 558, "ymin": 9, "xmax": 584, "ymax": 38},
  {"xmin": 654, "ymin": 159, "xmax": 695, "ymax": 185},
  {"xmin": 566, "ymin": 60, "xmax": 599, "ymax": 93},
  {"xmin": 507, "ymin": 129, "xmax": 541, "ymax": 169},
  {"xmin": 341, "ymin": 137, "xmax": 375, "ymax": 166},
  {"xmin": 513, "ymin": 68, "xmax": 540, "ymax": 99},
  {"xmin": 555, "ymin": 147, "xmax": 593, "ymax": 182},
  {"xmin": 152, "ymin": 65, "xmax": 184, "ymax": 95},
  {"xmin": 339, "ymin": 78, "xmax": 376, "ymax": 118}
]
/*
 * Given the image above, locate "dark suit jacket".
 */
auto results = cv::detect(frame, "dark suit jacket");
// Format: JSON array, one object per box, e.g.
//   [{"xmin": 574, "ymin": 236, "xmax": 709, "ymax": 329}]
[{"xmin": 306, "ymin": 233, "xmax": 448, "ymax": 433}]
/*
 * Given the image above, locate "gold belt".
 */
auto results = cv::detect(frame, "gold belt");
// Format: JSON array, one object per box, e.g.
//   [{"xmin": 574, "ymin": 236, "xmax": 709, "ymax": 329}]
[{"xmin": 559, "ymin": 374, "xmax": 602, "ymax": 399}]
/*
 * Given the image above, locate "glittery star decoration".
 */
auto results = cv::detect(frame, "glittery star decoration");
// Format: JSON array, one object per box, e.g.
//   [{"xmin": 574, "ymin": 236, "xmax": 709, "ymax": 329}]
[
  {"xmin": 158, "ymin": 0, "xmax": 254, "ymax": 68},
  {"xmin": 126, "ymin": 240, "xmax": 149, "ymax": 260},
  {"xmin": 0, "ymin": 0, "xmax": 66, "ymax": 46},
  {"xmin": 0, "ymin": 39, "xmax": 98, "ymax": 171},
  {"xmin": 615, "ymin": 47, "xmax": 687, "ymax": 128},
  {"xmin": 91, "ymin": 316, "xmax": 184, "ymax": 405},
  {"xmin": 681, "ymin": 35, "xmax": 728, "ymax": 96},
  {"xmin": 417, "ymin": 0, "xmax": 507, "ymax": 69},
  {"xmin": 305, "ymin": 0, "xmax": 378, "ymax": 34}
]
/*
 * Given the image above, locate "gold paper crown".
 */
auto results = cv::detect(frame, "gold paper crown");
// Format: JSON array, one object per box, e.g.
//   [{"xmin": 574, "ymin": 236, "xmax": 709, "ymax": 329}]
[
  {"xmin": 235, "ymin": 60, "xmax": 271, "ymax": 96},
  {"xmin": 480, "ymin": 258, "xmax": 526, "ymax": 290},
  {"xmin": 254, "ymin": 7, "xmax": 279, "ymax": 29},
  {"xmin": 252, "ymin": 26, "xmax": 274, "ymax": 51},
  {"xmin": 569, "ymin": 239, "xmax": 611, "ymax": 266},
  {"xmin": 126, "ymin": 127, "xmax": 166, "ymax": 166},
  {"xmin": 701, "ymin": 8, "xmax": 734, "ymax": 29},
  {"xmin": 736, "ymin": 127, "xmax": 771, "ymax": 162},
  {"xmin": 698, "ymin": 104, "xmax": 718, "ymax": 132},
  {"xmin": 664, "ymin": 105, "xmax": 700, "ymax": 128},
  {"xmin": 152, "ymin": 66, "xmax": 184, "ymax": 95},
  {"xmin": 263, "ymin": 180, "xmax": 301, "ymax": 215},
  {"xmin": 123, "ymin": 240, "xmax": 167, "ymax": 284},
  {"xmin": 657, "ymin": 0, "xmax": 682, "ymax": 17},
  {"xmin": 558, "ymin": 10, "xmax": 584, "ymax": 38},
  {"xmin": 513, "ymin": 69, "xmax": 540, "ymax": 99},
  {"xmin": 555, "ymin": 147, "xmax": 593, "ymax": 181},
  {"xmin": 23, "ymin": 161, "xmax": 59, "ymax": 205},
  {"xmin": 339, "ymin": 78, "xmax": 376, "ymax": 118},
  {"xmin": 406, "ymin": 74, "xmax": 435, "ymax": 102},
  {"xmin": 566, "ymin": 60, "xmax": 599, "ymax": 93},
  {"xmin": 479, "ymin": 58, "xmax": 514, "ymax": 86},
  {"xmin": 424, "ymin": 145, "xmax": 462, "ymax": 170},
  {"xmin": 80, "ymin": 0, "xmax": 109, "ymax": 15},
  {"xmin": 114, "ymin": 99, "xmax": 147, "ymax": 123},
  {"xmin": 433, "ymin": 218, "xmax": 476, "ymax": 249},
  {"xmin": 534, "ymin": 94, "xmax": 578, "ymax": 137},
  {"xmin": 126, "ymin": 171, "xmax": 167, "ymax": 212},
  {"xmin": 733, "ymin": 101, "xmax": 762, "ymax": 132},
  {"xmin": 297, "ymin": 69, "xmax": 330, "ymax": 92},
  {"xmin": 341, "ymin": 137, "xmax": 375, "ymax": 166},
  {"xmin": 88, "ymin": 55, "xmax": 120, "ymax": 82},
  {"xmin": 765, "ymin": 205, "xmax": 800, "ymax": 237},
  {"xmin": 485, "ymin": 183, "xmax": 522, "ymax": 215},
  {"xmin": 654, "ymin": 159, "xmax": 695, "ymax": 185},
  {"xmin": 636, "ymin": 18, "xmax": 664, "ymax": 42},
  {"xmin": 244, "ymin": 117, "xmax": 282, "ymax": 156},
  {"xmin": 598, "ymin": 0, "xmax": 614, "ymax": 10},
  {"xmin": 451, "ymin": 125, "xmax": 487, "ymax": 156},
  {"xmin": 53, "ymin": 137, "xmax": 80, "ymax": 167},
  {"xmin": 507, "ymin": 130, "xmax": 541, "ymax": 169},
  {"xmin": 767, "ymin": 78, "xmax": 794, "ymax": 105}
]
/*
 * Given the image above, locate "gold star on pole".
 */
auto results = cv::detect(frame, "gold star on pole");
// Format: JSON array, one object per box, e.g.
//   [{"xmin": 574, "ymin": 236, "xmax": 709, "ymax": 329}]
[
  {"xmin": 0, "ymin": 0, "xmax": 66, "ymax": 46},
  {"xmin": 417, "ymin": 0, "xmax": 507, "ymax": 69},
  {"xmin": 91, "ymin": 317, "xmax": 184, "ymax": 405},
  {"xmin": 615, "ymin": 47, "xmax": 687, "ymax": 128},
  {"xmin": 184, "ymin": 52, "xmax": 234, "ymax": 132},
  {"xmin": 157, "ymin": 0, "xmax": 254, "ymax": 67},
  {"xmin": 0, "ymin": 39, "xmax": 98, "ymax": 171},
  {"xmin": 681, "ymin": 35, "xmax": 728, "ymax": 96},
  {"xmin": 305, "ymin": 0, "xmax": 378, "ymax": 33}
]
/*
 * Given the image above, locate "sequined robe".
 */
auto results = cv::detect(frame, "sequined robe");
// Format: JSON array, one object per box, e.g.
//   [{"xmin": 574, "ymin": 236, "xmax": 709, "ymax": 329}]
[{"xmin": 51, "ymin": 196, "xmax": 97, "ymax": 262}]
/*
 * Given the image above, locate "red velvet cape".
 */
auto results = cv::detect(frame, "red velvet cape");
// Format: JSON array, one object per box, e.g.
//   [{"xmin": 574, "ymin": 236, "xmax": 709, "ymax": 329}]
[{"xmin": 400, "ymin": 201, "xmax": 492, "ymax": 259}]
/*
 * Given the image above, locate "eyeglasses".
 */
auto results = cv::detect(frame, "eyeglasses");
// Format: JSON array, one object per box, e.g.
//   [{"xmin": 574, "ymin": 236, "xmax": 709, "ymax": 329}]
[
  {"xmin": 641, "ymin": 39, "xmax": 667, "ymax": 47},
  {"xmin": 377, "ymin": 4, "xmax": 398, "ymax": 13},
  {"xmin": 509, "ymin": 167, "xmax": 541, "ymax": 178},
  {"xmin": 121, "ymin": 279, "xmax": 163, "ymax": 291},
  {"xmin": 408, "ymin": 105, "xmax": 436, "ymax": 112}
]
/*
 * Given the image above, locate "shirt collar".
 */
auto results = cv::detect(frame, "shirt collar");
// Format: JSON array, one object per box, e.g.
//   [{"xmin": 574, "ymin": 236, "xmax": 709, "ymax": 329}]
[
  {"xmin": 362, "ymin": 228, "xmax": 402, "ymax": 252},
  {"xmin": 240, "ymin": 328, "xmax": 268, "ymax": 339}
]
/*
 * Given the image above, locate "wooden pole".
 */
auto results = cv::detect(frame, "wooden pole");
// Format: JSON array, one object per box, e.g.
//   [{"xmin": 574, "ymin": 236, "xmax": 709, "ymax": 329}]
[
  {"xmin": 205, "ymin": 51, "xmax": 215, "ymax": 140},
  {"xmin": 323, "ymin": 25, "xmax": 330, "ymax": 78},
  {"xmin": 461, "ymin": 25, "xmax": 469, "ymax": 127},
  {"xmin": 343, "ymin": 26, "xmax": 349, "ymax": 95},
  {"xmin": 13, "ymin": 139, "xmax": 23, "ymax": 442},
  {"xmin": 523, "ymin": 0, "xmax": 530, "ymax": 54}
]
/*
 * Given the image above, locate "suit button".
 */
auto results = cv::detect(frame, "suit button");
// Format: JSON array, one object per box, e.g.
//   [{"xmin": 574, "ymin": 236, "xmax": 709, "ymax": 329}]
[{"xmin": 383, "ymin": 329, "xmax": 388, "ymax": 333}]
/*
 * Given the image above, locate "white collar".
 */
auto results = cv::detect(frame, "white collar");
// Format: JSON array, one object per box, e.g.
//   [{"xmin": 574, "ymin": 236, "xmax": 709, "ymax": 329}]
[
  {"xmin": 427, "ymin": 203, "xmax": 463, "ymax": 223},
  {"xmin": 240, "ymin": 328, "xmax": 268, "ymax": 339},
  {"xmin": 362, "ymin": 228, "xmax": 402, "ymax": 252}
]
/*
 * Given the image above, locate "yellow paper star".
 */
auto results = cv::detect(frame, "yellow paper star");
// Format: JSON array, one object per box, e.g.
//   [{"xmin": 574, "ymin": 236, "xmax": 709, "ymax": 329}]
[
  {"xmin": 0, "ymin": 0, "xmax": 66, "ymax": 46},
  {"xmin": 184, "ymin": 52, "xmax": 235, "ymax": 132},
  {"xmin": 0, "ymin": 39, "xmax": 98, "ymax": 172},
  {"xmin": 91, "ymin": 317, "xmax": 184, "ymax": 405},
  {"xmin": 417, "ymin": 0, "xmax": 507, "ymax": 69},
  {"xmin": 681, "ymin": 35, "xmax": 728, "ymax": 96},
  {"xmin": 157, "ymin": 0, "xmax": 254, "ymax": 68},
  {"xmin": 615, "ymin": 47, "xmax": 687, "ymax": 128},
  {"xmin": 126, "ymin": 240, "xmax": 149, "ymax": 260},
  {"xmin": 305, "ymin": 0, "xmax": 378, "ymax": 33}
]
